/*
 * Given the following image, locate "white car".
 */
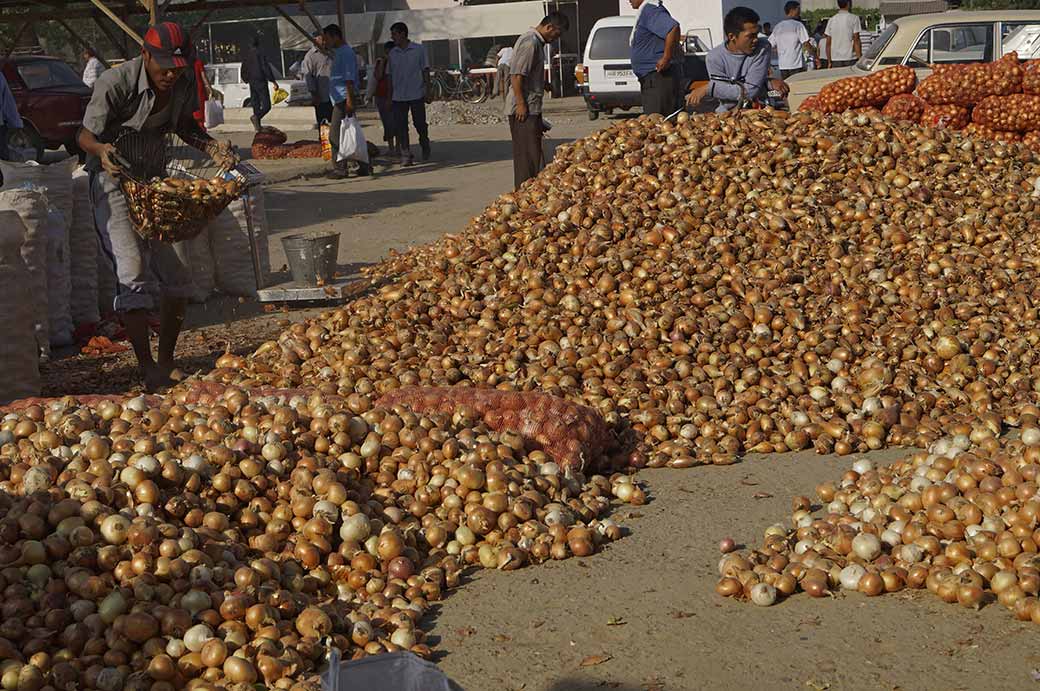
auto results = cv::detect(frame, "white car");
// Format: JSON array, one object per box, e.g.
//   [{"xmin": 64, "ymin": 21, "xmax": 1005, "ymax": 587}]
[
  {"xmin": 580, "ymin": 16, "xmax": 641, "ymax": 120},
  {"xmin": 205, "ymin": 62, "xmax": 310, "ymax": 108}
]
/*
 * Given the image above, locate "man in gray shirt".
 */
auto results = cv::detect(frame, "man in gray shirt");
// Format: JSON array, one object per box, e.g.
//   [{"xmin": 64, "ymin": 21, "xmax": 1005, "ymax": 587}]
[
  {"xmin": 388, "ymin": 22, "xmax": 432, "ymax": 165},
  {"xmin": 301, "ymin": 32, "xmax": 332, "ymax": 127},
  {"xmin": 506, "ymin": 13, "xmax": 568, "ymax": 190},
  {"xmin": 77, "ymin": 22, "xmax": 237, "ymax": 391}
]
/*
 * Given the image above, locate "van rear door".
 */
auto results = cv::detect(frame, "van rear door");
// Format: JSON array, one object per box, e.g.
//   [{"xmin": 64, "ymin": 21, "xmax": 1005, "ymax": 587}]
[{"xmin": 586, "ymin": 25, "xmax": 639, "ymax": 95}]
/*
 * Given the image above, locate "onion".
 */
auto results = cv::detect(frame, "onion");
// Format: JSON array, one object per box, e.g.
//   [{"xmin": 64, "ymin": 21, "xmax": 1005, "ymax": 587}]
[
  {"xmin": 749, "ymin": 582, "xmax": 777, "ymax": 607},
  {"xmin": 183, "ymin": 624, "xmax": 214, "ymax": 653}
]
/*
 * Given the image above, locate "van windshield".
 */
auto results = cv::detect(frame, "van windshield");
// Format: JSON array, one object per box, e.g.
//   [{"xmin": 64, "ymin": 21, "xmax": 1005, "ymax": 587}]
[
  {"xmin": 857, "ymin": 23, "xmax": 897, "ymax": 70},
  {"xmin": 589, "ymin": 26, "xmax": 633, "ymax": 60}
]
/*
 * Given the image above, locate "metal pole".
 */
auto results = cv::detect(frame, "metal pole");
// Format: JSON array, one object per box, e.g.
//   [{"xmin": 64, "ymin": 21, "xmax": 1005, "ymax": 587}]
[
  {"xmin": 337, "ymin": 0, "xmax": 345, "ymax": 34},
  {"xmin": 89, "ymin": 0, "xmax": 144, "ymax": 45}
]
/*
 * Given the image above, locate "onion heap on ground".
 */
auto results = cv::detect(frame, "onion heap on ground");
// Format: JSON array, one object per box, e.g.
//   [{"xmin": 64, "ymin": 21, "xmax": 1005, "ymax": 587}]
[
  {"xmin": 716, "ymin": 406, "xmax": 1040, "ymax": 620},
  {"xmin": 210, "ymin": 108, "xmax": 1040, "ymax": 468},
  {"xmin": 0, "ymin": 383, "xmax": 636, "ymax": 690}
]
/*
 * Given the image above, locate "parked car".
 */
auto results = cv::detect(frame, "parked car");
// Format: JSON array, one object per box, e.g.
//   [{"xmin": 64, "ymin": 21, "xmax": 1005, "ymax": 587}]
[
  {"xmin": 2, "ymin": 55, "xmax": 90, "ymax": 161},
  {"xmin": 788, "ymin": 10, "xmax": 1040, "ymax": 110},
  {"xmin": 205, "ymin": 62, "xmax": 310, "ymax": 109}
]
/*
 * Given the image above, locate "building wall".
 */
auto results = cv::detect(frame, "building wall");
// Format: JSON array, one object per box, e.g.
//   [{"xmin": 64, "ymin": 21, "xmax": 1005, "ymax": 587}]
[{"xmin": 800, "ymin": 0, "xmax": 881, "ymax": 10}]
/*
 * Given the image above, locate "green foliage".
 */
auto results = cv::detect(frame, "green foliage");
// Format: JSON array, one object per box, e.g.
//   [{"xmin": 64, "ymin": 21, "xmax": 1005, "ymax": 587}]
[
  {"xmin": 802, "ymin": 8, "xmax": 883, "ymax": 33},
  {"xmin": 959, "ymin": 0, "xmax": 1040, "ymax": 8}
]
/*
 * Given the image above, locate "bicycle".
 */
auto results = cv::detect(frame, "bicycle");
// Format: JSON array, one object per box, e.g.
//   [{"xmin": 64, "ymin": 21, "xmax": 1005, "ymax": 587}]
[{"xmin": 429, "ymin": 67, "xmax": 488, "ymax": 104}]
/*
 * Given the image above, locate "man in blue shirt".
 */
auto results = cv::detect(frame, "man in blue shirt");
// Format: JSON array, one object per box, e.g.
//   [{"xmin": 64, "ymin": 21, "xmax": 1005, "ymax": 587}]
[
  {"xmin": 629, "ymin": 0, "xmax": 681, "ymax": 116},
  {"xmin": 0, "ymin": 70, "xmax": 22, "ymax": 161},
  {"xmin": 323, "ymin": 23, "xmax": 371, "ymax": 178}
]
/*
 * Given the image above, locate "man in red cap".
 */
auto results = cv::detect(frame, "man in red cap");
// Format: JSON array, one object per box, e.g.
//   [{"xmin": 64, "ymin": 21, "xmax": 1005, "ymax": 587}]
[{"xmin": 78, "ymin": 22, "xmax": 238, "ymax": 391}]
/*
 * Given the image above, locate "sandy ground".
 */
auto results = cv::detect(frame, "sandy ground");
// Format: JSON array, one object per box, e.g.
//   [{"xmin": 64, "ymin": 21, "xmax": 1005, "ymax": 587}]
[{"xmin": 40, "ymin": 99, "xmax": 1040, "ymax": 690}]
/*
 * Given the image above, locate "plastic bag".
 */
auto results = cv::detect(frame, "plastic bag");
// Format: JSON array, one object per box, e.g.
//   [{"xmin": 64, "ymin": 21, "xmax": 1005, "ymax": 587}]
[
  {"xmin": 336, "ymin": 115, "xmax": 370, "ymax": 164},
  {"xmin": 273, "ymin": 87, "xmax": 289, "ymax": 105},
  {"xmin": 204, "ymin": 99, "xmax": 224, "ymax": 128},
  {"xmin": 321, "ymin": 649, "xmax": 463, "ymax": 691}
]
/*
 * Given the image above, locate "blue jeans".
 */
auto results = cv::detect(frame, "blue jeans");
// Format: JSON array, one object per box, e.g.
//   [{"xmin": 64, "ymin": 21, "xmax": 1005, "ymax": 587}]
[{"xmin": 249, "ymin": 83, "xmax": 272, "ymax": 124}]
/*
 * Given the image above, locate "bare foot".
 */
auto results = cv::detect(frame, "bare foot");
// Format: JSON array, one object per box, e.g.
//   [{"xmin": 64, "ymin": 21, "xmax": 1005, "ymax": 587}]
[{"xmin": 143, "ymin": 366, "xmax": 175, "ymax": 393}]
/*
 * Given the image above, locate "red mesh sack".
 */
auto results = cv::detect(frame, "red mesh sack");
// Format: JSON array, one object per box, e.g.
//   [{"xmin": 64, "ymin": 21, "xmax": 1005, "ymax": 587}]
[
  {"xmin": 972, "ymin": 94, "xmax": 1040, "ymax": 132},
  {"xmin": 882, "ymin": 93, "xmax": 926, "ymax": 122},
  {"xmin": 816, "ymin": 66, "xmax": 916, "ymax": 113},
  {"xmin": 921, "ymin": 104, "xmax": 969, "ymax": 129},
  {"xmin": 376, "ymin": 386, "xmax": 614, "ymax": 472},
  {"xmin": 917, "ymin": 52, "xmax": 1023, "ymax": 107},
  {"xmin": 286, "ymin": 143, "xmax": 323, "ymax": 159},
  {"xmin": 964, "ymin": 123, "xmax": 1022, "ymax": 142},
  {"xmin": 798, "ymin": 95, "xmax": 822, "ymax": 112},
  {"xmin": 1024, "ymin": 60, "xmax": 1040, "ymax": 95}
]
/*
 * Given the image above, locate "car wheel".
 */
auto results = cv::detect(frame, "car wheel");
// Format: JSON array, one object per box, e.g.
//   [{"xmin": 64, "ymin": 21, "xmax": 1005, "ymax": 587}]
[
  {"xmin": 7, "ymin": 126, "xmax": 44, "ymax": 163},
  {"xmin": 587, "ymin": 108, "xmax": 599, "ymax": 121}
]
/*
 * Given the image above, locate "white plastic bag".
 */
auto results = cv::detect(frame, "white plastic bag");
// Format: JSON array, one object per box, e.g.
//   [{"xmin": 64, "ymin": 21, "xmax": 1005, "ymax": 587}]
[
  {"xmin": 45, "ymin": 206, "xmax": 73, "ymax": 347},
  {"xmin": 321, "ymin": 650, "xmax": 462, "ymax": 691},
  {"xmin": 205, "ymin": 99, "xmax": 224, "ymax": 128},
  {"xmin": 336, "ymin": 115, "xmax": 369, "ymax": 164}
]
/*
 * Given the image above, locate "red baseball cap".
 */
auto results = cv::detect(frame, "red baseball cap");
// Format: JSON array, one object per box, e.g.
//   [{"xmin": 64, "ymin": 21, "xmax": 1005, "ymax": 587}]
[{"xmin": 143, "ymin": 22, "xmax": 192, "ymax": 69}]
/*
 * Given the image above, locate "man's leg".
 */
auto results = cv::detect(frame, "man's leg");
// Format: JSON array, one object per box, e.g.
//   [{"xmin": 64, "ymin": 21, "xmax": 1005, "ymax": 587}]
[
  {"xmin": 328, "ymin": 101, "xmax": 348, "ymax": 177},
  {"xmin": 510, "ymin": 114, "xmax": 541, "ymax": 189},
  {"xmin": 640, "ymin": 73, "xmax": 656, "ymax": 116},
  {"xmin": 412, "ymin": 99, "xmax": 430, "ymax": 161},
  {"xmin": 393, "ymin": 101, "xmax": 412, "ymax": 163},
  {"xmin": 311, "ymin": 93, "xmax": 322, "ymax": 126},
  {"xmin": 0, "ymin": 125, "xmax": 8, "ymax": 160},
  {"xmin": 258, "ymin": 86, "xmax": 272, "ymax": 123},
  {"xmin": 157, "ymin": 297, "xmax": 187, "ymax": 374},
  {"xmin": 249, "ymin": 84, "xmax": 263, "ymax": 131}
]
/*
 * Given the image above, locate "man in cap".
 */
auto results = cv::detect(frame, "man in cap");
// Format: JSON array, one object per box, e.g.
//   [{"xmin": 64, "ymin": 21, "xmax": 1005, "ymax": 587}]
[{"xmin": 78, "ymin": 22, "xmax": 238, "ymax": 391}]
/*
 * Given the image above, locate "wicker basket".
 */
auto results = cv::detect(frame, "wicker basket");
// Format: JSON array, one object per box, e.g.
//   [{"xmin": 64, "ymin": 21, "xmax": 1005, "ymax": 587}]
[
  {"xmin": 113, "ymin": 130, "xmax": 245, "ymax": 243},
  {"xmin": 120, "ymin": 173, "xmax": 245, "ymax": 243}
]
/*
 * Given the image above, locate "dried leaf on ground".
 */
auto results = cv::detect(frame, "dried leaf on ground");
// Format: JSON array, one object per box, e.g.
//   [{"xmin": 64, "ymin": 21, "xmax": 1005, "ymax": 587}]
[{"xmin": 580, "ymin": 654, "xmax": 613, "ymax": 667}]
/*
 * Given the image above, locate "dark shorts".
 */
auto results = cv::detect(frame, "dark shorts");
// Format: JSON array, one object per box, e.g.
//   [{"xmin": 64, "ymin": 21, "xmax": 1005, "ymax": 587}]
[
  {"xmin": 780, "ymin": 67, "xmax": 805, "ymax": 80},
  {"xmin": 638, "ymin": 68, "xmax": 679, "ymax": 117}
]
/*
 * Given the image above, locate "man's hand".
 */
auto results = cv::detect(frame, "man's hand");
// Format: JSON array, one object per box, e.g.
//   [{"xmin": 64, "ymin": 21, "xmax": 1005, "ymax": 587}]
[
  {"xmin": 98, "ymin": 144, "xmax": 125, "ymax": 178},
  {"xmin": 769, "ymin": 78, "xmax": 790, "ymax": 98},
  {"xmin": 686, "ymin": 83, "xmax": 710, "ymax": 107},
  {"xmin": 656, "ymin": 56, "xmax": 671, "ymax": 73},
  {"xmin": 208, "ymin": 140, "xmax": 240, "ymax": 171},
  {"xmin": 515, "ymin": 100, "xmax": 528, "ymax": 122},
  {"xmin": 273, "ymin": 82, "xmax": 280, "ymax": 91}
]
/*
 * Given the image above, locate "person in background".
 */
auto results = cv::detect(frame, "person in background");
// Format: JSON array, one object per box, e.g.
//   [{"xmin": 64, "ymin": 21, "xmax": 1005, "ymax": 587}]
[
  {"xmin": 507, "ymin": 13, "xmax": 568, "ymax": 190},
  {"xmin": 192, "ymin": 57, "xmax": 212, "ymax": 131},
  {"xmin": 77, "ymin": 22, "xmax": 238, "ymax": 392},
  {"xmin": 496, "ymin": 44, "xmax": 513, "ymax": 100},
  {"xmin": 324, "ymin": 23, "xmax": 371, "ymax": 179},
  {"xmin": 629, "ymin": 0, "xmax": 681, "ymax": 117},
  {"xmin": 388, "ymin": 22, "xmax": 432, "ymax": 166},
  {"xmin": 82, "ymin": 47, "xmax": 106, "ymax": 89},
  {"xmin": 687, "ymin": 6, "xmax": 788, "ymax": 112},
  {"xmin": 367, "ymin": 41, "xmax": 398, "ymax": 157},
  {"xmin": 241, "ymin": 35, "xmax": 279, "ymax": 131},
  {"xmin": 302, "ymin": 32, "xmax": 332, "ymax": 128},
  {"xmin": 824, "ymin": 0, "xmax": 861, "ymax": 68},
  {"xmin": 0, "ymin": 70, "xmax": 22, "ymax": 161},
  {"xmin": 763, "ymin": 23, "xmax": 773, "ymax": 37},
  {"xmin": 770, "ymin": 2, "xmax": 816, "ymax": 79}
]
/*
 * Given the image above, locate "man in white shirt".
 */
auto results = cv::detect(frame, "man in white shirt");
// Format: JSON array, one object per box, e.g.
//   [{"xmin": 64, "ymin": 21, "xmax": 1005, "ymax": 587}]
[
  {"xmin": 496, "ymin": 46, "xmax": 513, "ymax": 100},
  {"xmin": 824, "ymin": 0, "xmax": 861, "ymax": 68},
  {"xmin": 769, "ymin": 2, "xmax": 816, "ymax": 79},
  {"xmin": 82, "ymin": 47, "xmax": 105, "ymax": 89}
]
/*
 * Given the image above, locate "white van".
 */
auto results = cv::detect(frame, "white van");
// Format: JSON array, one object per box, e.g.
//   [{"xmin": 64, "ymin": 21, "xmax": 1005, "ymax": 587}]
[
  {"xmin": 580, "ymin": 16, "xmax": 641, "ymax": 120},
  {"xmin": 205, "ymin": 62, "xmax": 310, "ymax": 109}
]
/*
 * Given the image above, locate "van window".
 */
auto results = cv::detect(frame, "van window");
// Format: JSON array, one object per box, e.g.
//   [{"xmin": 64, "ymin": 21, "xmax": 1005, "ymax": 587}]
[
  {"xmin": 588, "ymin": 26, "xmax": 633, "ymax": 60},
  {"xmin": 1002, "ymin": 22, "xmax": 1040, "ymax": 59}
]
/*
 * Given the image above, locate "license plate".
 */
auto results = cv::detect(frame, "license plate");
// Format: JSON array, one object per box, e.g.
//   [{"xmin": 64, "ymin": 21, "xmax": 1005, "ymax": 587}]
[{"xmin": 606, "ymin": 69, "xmax": 630, "ymax": 78}]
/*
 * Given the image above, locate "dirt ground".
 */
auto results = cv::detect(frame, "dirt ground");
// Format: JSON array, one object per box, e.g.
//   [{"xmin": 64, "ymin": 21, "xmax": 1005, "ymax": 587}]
[{"xmin": 41, "ymin": 99, "xmax": 1040, "ymax": 690}]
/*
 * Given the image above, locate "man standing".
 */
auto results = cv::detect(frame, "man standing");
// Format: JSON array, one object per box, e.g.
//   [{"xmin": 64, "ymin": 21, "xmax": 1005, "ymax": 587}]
[
  {"xmin": 629, "ymin": 0, "xmax": 681, "ymax": 117},
  {"xmin": 324, "ymin": 23, "xmax": 371, "ymax": 179},
  {"xmin": 82, "ymin": 47, "xmax": 106, "ymax": 89},
  {"xmin": 0, "ymin": 70, "xmax": 21, "ymax": 161},
  {"xmin": 241, "ymin": 35, "xmax": 279, "ymax": 131},
  {"xmin": 687, "ymin": 7, "xmax": 787, "ymax": 112},
  {"xmin": 770, "ymin": 2, "xmax": 816, "ymax": 79},
  {"xmin": 77, "ymin": 22, "xmax": 238, "ymax": 391},
  {"xmin": 302, "ymin": 32, "xmax": 332, "ymax": 127},
  {"xmin": 824, "ymin": 0, "xmax": 861, "ymax": 68},
  {"xmin": 388, "ymin": 22, "xmax": 432, "ymax": 166},
  {"xmin": 496, "ymin": 44, "xmax": 513, "ymax": 101},
  {"xmin": 507, "ymin": 13, "xmax": 568, "ymax": 190}
]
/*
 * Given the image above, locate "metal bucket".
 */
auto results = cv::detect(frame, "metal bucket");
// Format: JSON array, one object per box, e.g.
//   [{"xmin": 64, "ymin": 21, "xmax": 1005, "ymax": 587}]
[{"xmin": 280, "ymin": 232, "xmax": 340, "ymax": 286}]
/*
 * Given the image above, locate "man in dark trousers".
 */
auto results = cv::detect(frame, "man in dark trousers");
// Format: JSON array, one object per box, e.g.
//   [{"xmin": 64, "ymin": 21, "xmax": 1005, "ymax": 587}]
[
  {"xmin": 507, "ymin": 12, "xmax": 568, "ymax": 190},
  {"xmin": 241, "ymin": 35, "xmax": 280, "ymax": 131},
  {"xmin": 387, "ymin": 22, "xmax": 432, "ymax": 165},
  {"xmin": 629, "ymin": 0, "xmax": 681, "ymax": 116}
]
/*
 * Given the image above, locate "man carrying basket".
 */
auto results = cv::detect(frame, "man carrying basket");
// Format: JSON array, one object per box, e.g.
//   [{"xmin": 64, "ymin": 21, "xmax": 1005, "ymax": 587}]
[{"xmin": 78, "ymin": 22, "xmax": 238, "ymax": 392}]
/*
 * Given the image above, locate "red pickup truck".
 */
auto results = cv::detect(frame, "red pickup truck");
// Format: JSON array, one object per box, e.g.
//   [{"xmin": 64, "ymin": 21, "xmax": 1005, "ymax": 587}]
[{"xmin": 2, "ymin": 55, "xmax": 91, "ymax": 161}]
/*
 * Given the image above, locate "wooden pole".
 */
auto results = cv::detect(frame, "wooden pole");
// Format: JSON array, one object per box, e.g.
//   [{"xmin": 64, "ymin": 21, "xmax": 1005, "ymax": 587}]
[
  {"xmin": 1, "ymin": 22, "xmax": 31, "ymax": 63},
  {"xmin": 297, "ymin": 0, "xmax": 324, "ymax": 33},
  {"xmin": 89, "ymin": 0, "xmax": 143, "ymax": 44},
  {"xmin": 92, "ymin": 14, "xmax": 131, "ymax": 58},
  {"xmin": 274, "ymin": 6, "xmax": 321, "ymax": 50},
  {"xmin": 140, "ymin": 0, "xmax": 156, "ymax": 24},
  {"xmin": 336, "ymin": 0, "xmax": 345, "ymax": 34},
  {"xmin": 56, "ymin": 18, "xmax": 111, "ymax": 67}
]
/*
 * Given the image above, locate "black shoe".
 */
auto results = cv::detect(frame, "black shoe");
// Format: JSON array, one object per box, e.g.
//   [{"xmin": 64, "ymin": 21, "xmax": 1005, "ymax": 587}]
[
  {"xmin": 420, "ymin": 143, "xmax": 431, "ymax": 162},
  {"xmin": 357, "ymin": 163, "xmax": 372, "ymax": 177},
  {"xmin": 326, "ymin": 168, "xmax": 349, "ymax": 180}
]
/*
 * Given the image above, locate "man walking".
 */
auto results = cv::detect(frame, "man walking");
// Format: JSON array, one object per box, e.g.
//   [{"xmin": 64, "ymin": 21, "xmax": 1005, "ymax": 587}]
[
  {"xmin": 302, "ymin": 32, "xmax": 332, "ymax": 127},
  {"xmin": 241, "ymin": 35, "xmax": 280, "ymax": 131},
  {"xmin": 824, "ymin": 0, "xmax": 861, "ymax": 68},
  {"xmin": 388, "ymin": 22, "xmax": 432, "ymax": 165},
  {"xmin": 323, "ymin": 23, "xmax": 371, "ymax": 179},
  {"xmin": 0, "ymin": 69, "xmax": 21, "ymax": 161},
  {"xmin": 77, "ymin": 22, "xmax": 237, "ymax": 391},
  {"xmin": 629, "ymin": 0, "xmax": 681, "ymax": 116},
  {"xmin": 82, "ymin": 47, "xmax": 106, "ymax": 89},
  {"xmin": 507, "ymin": 12, "xmax": 568, "ymax": 190},
  {"xmin": 496, "ymin": 44, "xmax": 513, "ymax": 101},
  {"xmin": 770, "ymin": 2, "xmax": 816, "ymax": 79}
]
